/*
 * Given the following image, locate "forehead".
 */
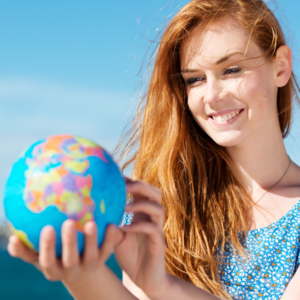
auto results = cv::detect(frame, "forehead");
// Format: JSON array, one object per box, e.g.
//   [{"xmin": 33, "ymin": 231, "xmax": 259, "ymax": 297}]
[{"xmin": 180, "ymin": 18, "xmax": 261, "ymax": 68}]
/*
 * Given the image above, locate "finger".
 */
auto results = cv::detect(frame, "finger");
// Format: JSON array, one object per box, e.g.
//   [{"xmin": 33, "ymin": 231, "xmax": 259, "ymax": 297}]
[
  {"xmin": 124, "ymin": 176, "xmax": 134, "ymax": 184},
  {"xmin": 98, "ymin": 224, "xmax": 117, "ymax": 264},
  {"xmin": 61, "ymin": 220, "xmax": 80, "ymax": 269},
  {"xmin": 7, "ymin": 235, "xmax": 39, "ymax": 266},
  {"xmin": 82, "ymin": 221, "xmax": 98, "ymax": 268},
  {"xmin": 126, "ymin": 180, "xmax": 162, "ymax": 204},
  {"xmin": 39, "ymin": 226, "xmax": 61, "ymax": 281},
  {"xmin": 123, "ymin": 222, "xmax": 165, "ymax": 247},
  {"xmin": 114, "ymin": 227, "xmax": 125, "ymax": 247},
  {"xmin": 125, "ymin": 200, "xmax": 164, "ymax": 228}
]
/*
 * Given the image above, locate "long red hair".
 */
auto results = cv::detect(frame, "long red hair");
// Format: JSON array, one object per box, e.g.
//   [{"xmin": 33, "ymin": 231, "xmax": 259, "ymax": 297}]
[{"xmin": 116, "ymin": 0, "xmax": 300, "ymax": 298}]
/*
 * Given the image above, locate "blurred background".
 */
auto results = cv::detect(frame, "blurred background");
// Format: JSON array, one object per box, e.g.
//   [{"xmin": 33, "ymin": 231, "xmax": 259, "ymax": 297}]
[{"xmin": 0, "ymin": 0, "xmax": 300, "ymax": 299}]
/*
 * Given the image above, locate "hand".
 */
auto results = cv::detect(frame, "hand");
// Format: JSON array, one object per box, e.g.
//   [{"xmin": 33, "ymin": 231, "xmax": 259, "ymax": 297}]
[
  {"xmin": 7, "ymin": 220, "xmax": 119, "ymax": 287},
  {"xmin": 114, "ymin": 178, "xmax": 169, "ymax": 299}
]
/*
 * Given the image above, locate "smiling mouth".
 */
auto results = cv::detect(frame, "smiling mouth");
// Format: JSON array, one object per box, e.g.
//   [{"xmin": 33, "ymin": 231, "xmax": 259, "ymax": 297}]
[{"xmin": 209, "ymin": 109, "xmax": 244, "ymax": 123}]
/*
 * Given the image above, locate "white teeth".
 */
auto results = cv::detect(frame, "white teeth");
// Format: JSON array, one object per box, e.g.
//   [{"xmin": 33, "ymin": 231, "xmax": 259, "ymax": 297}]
[{"xmin": 212, "ymin": 110, "xmax": 241, "ymax": 122}]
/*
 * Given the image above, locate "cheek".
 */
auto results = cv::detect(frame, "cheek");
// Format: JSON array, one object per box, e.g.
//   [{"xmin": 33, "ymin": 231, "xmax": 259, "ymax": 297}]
[
  {"xmin": 187, "ymin": 89, "xmax": 205, "ymax": 117},
  {"xmin": 238, "ymin": 74, "xmax": 274, "ymax": 119},
  {"xmin": 187, "ymin": 90, "xmax": 208, "ymax": 128}
]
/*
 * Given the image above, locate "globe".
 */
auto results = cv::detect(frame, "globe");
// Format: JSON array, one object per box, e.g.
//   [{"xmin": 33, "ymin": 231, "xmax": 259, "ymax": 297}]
[{"xmin": 4, "ymin": 135, "xmax": 126, "ymax": 257}]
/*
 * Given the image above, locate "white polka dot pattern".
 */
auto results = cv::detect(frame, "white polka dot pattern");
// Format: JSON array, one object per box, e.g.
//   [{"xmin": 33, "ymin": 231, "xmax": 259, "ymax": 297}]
[{"xmin": 219, "ymin": 200, "xmax": 300, "ymax": 300}]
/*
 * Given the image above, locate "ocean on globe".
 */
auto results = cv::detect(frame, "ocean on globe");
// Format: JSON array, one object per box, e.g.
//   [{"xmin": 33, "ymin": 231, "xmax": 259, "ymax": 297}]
[{"xmin": 4, "ymin": 135, "xmax": 126, "ymax": 257}]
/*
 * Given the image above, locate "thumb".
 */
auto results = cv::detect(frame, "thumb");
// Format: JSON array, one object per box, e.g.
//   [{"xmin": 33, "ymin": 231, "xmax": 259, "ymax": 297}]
[{"xmin": 114, "ymin": 227, "xmax": 125, "ymax": 248}]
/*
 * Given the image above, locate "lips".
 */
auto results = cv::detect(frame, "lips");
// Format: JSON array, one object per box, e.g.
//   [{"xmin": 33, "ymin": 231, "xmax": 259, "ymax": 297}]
[{"xmin": 209, "ymin": 109, "xmax": 244, "ymax": 123}]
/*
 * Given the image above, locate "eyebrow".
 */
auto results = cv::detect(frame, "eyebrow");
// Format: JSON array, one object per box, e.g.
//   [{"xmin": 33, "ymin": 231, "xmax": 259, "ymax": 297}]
[{"xmin": 181, "ymin": 52, "xmax": 245, "ymax": 73}]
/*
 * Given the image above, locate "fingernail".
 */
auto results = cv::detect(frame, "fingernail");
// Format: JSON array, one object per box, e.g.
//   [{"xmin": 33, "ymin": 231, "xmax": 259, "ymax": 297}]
[
  {"xmin": 44, "ymin": 228, "xmax": 54, "ymax": 241},
  {"xmin": 66, "ymin": 224, "xmax": 75, "ymax": 235},
  {"xmin": 41, "ymin": 226, "xmax": 54, "ymax": 241},
  {"xmin": 7, "ymin": 245, "xmax": 16, "ymax": 257},
  {"xmin": 85, "ymin": 222, "xmax": 95, "ymax": 235}
]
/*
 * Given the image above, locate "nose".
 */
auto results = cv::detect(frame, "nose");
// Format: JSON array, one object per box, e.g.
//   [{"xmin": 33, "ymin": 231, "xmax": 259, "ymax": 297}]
[{"xmin": 203, "ymin": 77, "xmax": 223, "ymax": 105}]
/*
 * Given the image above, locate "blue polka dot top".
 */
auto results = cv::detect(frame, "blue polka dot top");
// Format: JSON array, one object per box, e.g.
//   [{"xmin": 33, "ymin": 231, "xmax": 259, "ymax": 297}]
[
  {"xmin": 122, "ymin": 200, "xmax": 300, "ymax": 300},
  {"xmin": 219, "ymin": 199, "xmax": 300, "ymax": 300}
]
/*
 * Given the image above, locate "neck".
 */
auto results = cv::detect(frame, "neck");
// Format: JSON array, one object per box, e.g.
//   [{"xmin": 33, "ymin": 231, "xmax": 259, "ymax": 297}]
[{"xmin": 226, "ymin": 123, "xmax": 289, "ymax": 195}]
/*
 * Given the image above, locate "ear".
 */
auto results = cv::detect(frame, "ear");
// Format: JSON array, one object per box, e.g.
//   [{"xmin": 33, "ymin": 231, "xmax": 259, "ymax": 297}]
[{"xmin": 274, "ymin": 45, "xmax": 292, "ymax": 87}]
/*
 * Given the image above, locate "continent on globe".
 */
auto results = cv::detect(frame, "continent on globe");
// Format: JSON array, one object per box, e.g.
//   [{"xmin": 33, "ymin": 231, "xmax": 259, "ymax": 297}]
[
  {"xmin": 8, "ymin": 222, "xmax": 34, "ymax": 250},
  {"xmin": 24, "ymin": 136, "xmax": 107, "ymax": 231},
  {"xmin": 4, "ymin": 135, "xmax": 126, "ymax": 256}
]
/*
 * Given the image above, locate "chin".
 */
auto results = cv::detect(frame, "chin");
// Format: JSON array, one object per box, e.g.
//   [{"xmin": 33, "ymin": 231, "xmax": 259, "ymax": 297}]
[{"xmin": 209, "ymin": 132, "xmax": 244, "ymax": 148}]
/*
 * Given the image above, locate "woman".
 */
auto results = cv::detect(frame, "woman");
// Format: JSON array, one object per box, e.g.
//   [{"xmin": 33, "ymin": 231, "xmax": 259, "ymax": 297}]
[{"xmin": 8, "ymin": 0, "xmax": 300, "ymax": 299}]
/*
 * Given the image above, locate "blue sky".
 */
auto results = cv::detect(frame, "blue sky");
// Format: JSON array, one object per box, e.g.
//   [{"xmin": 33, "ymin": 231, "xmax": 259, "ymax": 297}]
[{"xmin": 1, "ymin": 0, "xmax": 300, "ymax": 222}]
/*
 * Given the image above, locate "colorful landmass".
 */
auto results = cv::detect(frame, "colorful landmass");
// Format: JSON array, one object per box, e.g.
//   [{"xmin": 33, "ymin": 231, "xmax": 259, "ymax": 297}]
[
  {"xmin": 23, "ymin": 135, "xmax": 108, "ymax": 231},
  {"xmin": 8, "ymin": 223, "xmax": 34, "ymax": 250}
]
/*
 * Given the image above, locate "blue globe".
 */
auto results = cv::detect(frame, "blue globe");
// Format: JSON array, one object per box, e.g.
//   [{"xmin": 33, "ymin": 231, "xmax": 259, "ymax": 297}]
[{"xmin": 4, "ymin": 135, "xmax": 126, "ymax": 257}]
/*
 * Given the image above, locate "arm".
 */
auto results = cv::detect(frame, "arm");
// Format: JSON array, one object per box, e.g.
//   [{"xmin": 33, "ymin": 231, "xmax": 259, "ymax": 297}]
[
  {"xmin": 123, "ymin": 271, "xmax": 151, "ymax": 300},
  {"xmin": 281, "ymin": 266, "xmax": 300, "ymax": 300},
  {"xmin": 123, "ymin": 271, "xmax": 223, "ymax": 300},
  {"xmin": 117, "ymin": 180, "xmax": 224, "ymax": 300},
  {"xmin": 65, "ymin": 266, "xmax": 138, "ymax": 300},
  {"xmin": 164, "ymin": 275, "xmax": 225, "ymax": 300}
]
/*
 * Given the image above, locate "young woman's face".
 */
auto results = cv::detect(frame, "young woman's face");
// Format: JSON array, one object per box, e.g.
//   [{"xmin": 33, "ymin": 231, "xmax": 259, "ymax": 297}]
[{"xmin": 180, "ymin": 18, "xmax": 279, "ymax": 148}]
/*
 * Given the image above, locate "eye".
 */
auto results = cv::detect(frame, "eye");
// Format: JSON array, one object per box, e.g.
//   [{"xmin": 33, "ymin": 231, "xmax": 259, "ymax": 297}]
[
  {"xmin": 186, "ymin": 77, "xmax": 205, "ymax": 86},
  {"xmin": 224, "ymin": 68, "xmax": 241, "ymax": 75}
]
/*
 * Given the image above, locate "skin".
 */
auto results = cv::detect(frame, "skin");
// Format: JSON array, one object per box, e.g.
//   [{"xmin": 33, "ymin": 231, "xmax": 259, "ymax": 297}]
[
  {"xmin": 180, "ymin": 18, "xmax": 300, "ymax": 232},
  {"xmin": 7, "ymin": 17, "xmax": 300, "ymax": 300}
]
